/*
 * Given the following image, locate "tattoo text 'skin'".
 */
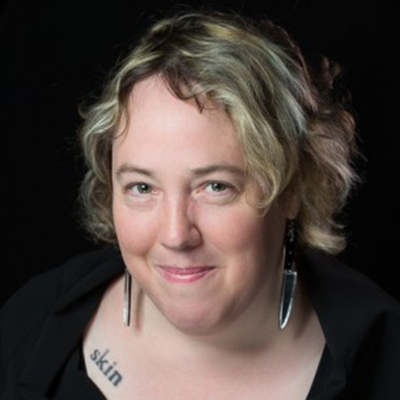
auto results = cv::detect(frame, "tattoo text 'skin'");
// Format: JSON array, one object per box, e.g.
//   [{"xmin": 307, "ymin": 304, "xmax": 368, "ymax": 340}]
[{"xmin": 90, "ymin": 348, "xmax": 123, "ymax": 387}]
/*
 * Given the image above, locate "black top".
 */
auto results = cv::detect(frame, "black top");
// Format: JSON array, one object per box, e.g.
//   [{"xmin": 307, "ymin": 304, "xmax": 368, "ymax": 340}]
[{"xmin": 1, "ymin": 247, "xmax": 400, "ymax": 399}]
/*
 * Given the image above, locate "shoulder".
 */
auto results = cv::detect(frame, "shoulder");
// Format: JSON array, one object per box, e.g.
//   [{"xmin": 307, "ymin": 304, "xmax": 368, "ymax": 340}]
[
  {"xmin": 302, "ymin": 249, "xmax": 400, "ymax": 397},
  {"xmin": 1, "ymin": 247, "xmax": 118, "ymax": 322},
  {"xmin": 301, "ymin": 248, "xmax": 400, "ymax": 319},
  {"xmin": 0, "ymin": 247, "xmax": 123, "ymax": 370}
]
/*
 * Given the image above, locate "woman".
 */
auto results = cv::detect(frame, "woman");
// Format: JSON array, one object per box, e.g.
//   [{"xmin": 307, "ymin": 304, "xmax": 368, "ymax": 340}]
[{"xmin": 1, "ymin": 10, "xmax": 399, "ymax": 400}]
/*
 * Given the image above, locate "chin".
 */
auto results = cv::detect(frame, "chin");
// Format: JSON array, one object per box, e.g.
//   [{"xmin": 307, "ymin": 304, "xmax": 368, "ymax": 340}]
[{"xmin": 158, "ymin": 298, "xmax": 237, "ymax": 337}]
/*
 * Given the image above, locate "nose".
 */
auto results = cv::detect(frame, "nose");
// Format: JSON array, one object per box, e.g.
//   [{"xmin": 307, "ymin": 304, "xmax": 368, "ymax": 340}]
[{"xmin": 158, "ymin": 197, "xmax": 202, "ymax": 251}]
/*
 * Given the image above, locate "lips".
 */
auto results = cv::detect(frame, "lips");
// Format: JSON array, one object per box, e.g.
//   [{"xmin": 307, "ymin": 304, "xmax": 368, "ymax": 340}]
[{"xmin": 157, "ymin": 266, "xmax": 216, "ymax": 283}]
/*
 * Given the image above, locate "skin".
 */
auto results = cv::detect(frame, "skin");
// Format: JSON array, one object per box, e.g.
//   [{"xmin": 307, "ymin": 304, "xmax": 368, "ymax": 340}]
[
  {"xmin": 112, "ymin": 75, "xmax": 297, "ymax": 341},
  {"xmin": 83, "ymin": 75, "xmax": 325, "ymax": 400}
]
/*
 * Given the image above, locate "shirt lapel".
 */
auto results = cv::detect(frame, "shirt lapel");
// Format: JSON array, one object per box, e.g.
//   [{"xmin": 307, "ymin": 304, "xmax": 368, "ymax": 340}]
[{"xmin": 16, "ymin": 249, "xmax": 125, "ymax": 398}]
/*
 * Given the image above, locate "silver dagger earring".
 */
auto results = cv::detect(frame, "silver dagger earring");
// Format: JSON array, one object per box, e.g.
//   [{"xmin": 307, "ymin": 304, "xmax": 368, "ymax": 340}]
[
  {"xmin": 279, "ymin": 219, "xmax": 298, "ymax": 330},
  {"xmin": 123, "ymin": 269, "xmax": 132, "ymax": 327}
]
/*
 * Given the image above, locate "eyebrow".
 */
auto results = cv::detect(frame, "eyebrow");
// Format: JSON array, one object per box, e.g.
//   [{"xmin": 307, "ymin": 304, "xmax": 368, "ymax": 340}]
[
  {"xmin": 115, "ymin": 163, "xmax": 246, "ymax": 181},
  {"xmin": 190, "ymin": 164, "xmax": 245, "ymax": 178},
  {"xmin": 115, "ymin": 164, "xmax": 156, "ymax": 181}
]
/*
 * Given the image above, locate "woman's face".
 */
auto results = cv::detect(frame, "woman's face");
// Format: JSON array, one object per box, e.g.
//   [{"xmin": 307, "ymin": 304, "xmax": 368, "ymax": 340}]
[{"xmin": 112, "ymin": 76, "xmax": 290, "ymax": 336}]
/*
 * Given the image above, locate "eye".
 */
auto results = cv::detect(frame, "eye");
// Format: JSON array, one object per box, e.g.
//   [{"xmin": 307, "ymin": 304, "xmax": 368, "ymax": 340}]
[
  {"xmin": 122, "ymin": 182, "xmax": 159, "ymax": 208},
  {"xmin": 200, "ymin": 181, "xmax": 238, "ymax": 204},
  {"xmin": 132, "ymin": 183, "xmax": 151, "ymax": 194},
  {"xmin": 128, "ymin": 183, "xmax": 152, "ymax": 195},
  {"xmin": 205, "ymin": 182, "xmax": 230, "ymax": 193}
]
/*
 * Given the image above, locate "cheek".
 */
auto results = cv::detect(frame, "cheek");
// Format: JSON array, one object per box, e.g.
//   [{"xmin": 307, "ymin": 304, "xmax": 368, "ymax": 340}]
[
  {"xmin": 113, "ymin": 202, "xmax": 157, "ymax": 256},
  {"xmin": 202, "ymin": 208, "xmax": 266, "ymax": 253},
  {"xmin": 202, "ymin": 207, "xmax": 285, "ymax": 274}
]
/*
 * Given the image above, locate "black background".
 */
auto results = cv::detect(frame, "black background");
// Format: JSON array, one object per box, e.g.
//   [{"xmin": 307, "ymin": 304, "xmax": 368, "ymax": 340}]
[{"xmin": 1, "ymin": 0, "xmax": 399, "ymax": 305}]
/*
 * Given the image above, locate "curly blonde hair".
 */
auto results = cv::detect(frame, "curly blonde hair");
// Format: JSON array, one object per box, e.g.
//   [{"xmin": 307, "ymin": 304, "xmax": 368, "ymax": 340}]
[{"xmin": 79, "ymin": 10, "xmax": 360, "ymax": 254}]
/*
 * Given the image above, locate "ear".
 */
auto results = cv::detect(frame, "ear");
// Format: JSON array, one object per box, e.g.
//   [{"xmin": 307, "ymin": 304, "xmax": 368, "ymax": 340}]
[
  {"xmin": 287, "ymin": 192, "xmax": 300, "ymax": 219},
  {"xmin": 279, "ymin": 189, "xmax": 300, "ymax": 220}
]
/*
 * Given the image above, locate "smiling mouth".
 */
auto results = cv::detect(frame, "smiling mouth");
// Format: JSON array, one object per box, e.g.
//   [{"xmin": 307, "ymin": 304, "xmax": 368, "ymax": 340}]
[{"xmin": 157, "ymin": 266, "xmax": 216, "ymax": 283}]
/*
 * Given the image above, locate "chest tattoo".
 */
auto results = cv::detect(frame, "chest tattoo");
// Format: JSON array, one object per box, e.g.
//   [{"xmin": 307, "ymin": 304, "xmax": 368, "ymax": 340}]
[{"xmin": 90, "ymin": 348, "xmax": 123, "ymax": 387}]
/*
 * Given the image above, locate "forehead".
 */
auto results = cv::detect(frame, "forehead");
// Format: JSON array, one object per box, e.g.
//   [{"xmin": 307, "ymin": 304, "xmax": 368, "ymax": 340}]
[
  {"xmin": 113, "ymin": 76, "xmax": 245, "ymax": 168},
  {"xmin": 127, "ymin": 76, "xmax": 231, "ymax": 131}
]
